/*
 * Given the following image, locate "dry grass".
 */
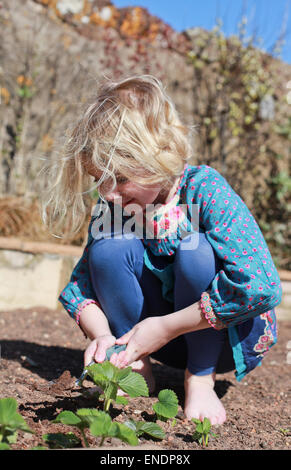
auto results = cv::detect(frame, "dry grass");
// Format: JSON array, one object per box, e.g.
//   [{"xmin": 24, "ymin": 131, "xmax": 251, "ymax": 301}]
[{"xmin": 0, "ymin": 196, "xmax": 88, "ymax": 246}]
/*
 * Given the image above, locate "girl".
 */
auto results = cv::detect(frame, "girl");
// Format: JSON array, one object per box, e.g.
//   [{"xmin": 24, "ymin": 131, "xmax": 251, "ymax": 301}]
[{"xmin": 42, "ymin": 75, "xmax": 282, "ymax": 425}]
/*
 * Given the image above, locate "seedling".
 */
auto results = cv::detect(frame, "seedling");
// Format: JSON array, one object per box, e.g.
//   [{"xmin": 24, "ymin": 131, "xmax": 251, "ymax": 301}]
[
  {"xmin": 0, "ymin": 442, "xmax": 11, "ymax": 450},
  {"xmin": 0, "ymin": 397, "xmax": 34, "ymax": 448},
  {"xmin": 124, "ymin": 419, "xmax": 166, "ymax": 440},
  {"xmin": 192, "ymin": 417, "xmax": 218, "ymax": 447},
  {"xmin": 42, "ymin": 432, "xmax": 81, "ymax": 449},
  {"xmin": 53, "ymin": 409, "xmax": 99, "ymax": 447},
  {"xmin": 84, "ymin": 361, "xmax": 149, "ymax": 412},
  {"xmin": 152, "ymin": 389, "xmax": 179, "ymax": 422},
  {"xmin": 54, "ymin": 408, "xmax": 138, "ymax": 447},
  {"xmin": 279, "ymin": 428, "xmax": 290, "ymax": 436},
  {"xmin": 75, "ymin": 344, "xmax": 127, "ymax": 387},
  {"xmin": 89, "ymin": 410, "xmax": 138, "ymax": 447}
]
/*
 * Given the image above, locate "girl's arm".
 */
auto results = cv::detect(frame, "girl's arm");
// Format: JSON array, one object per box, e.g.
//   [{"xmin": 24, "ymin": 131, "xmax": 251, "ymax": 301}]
[
  {"xmin": 78, "ymin": 302, "xmax": 112, "ymax": 340},
  {"xmin": 79, "ymin": 302, "xmax": 117, "ymax": 365},
  {"xmin": 58, "ymin": 212, "xmax": 101, "ymax": 328},
  {"xmin": 185, "ymin": 165, "xmax": 282, "ymax": 328}
]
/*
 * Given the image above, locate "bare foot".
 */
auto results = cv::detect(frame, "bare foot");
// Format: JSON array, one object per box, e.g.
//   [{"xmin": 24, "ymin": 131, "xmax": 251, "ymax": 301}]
[
  {"xmin": 184, "ymin": 369, "xmax": 226, "ymax": 425},
  {"xmin": 117, "ymin": 356, "xmax": 155, "ymax": 396}
]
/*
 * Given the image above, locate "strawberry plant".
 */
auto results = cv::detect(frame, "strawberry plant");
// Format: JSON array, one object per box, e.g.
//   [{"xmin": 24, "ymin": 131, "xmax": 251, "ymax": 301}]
[
  {"xmin": 89, "ymin": 411, "xmax": 138, "ymax": 447},
  {"xmin": 124, "ymin": 419, "xmax": 166, "ymax": 440},
  {"xmin": 42, "ymin": 432, "xmax": 81, "ymax": 449},
  {"xmin": 83, "ymin": 361, "xmax": 149, "ymax": 412},
  {"xmin": 152, "ymin": 389, "xmax": 178, "ymax": 422},
  {"xmin": 0, "ymin": 397, "xmax": 34, "ymax": 449},
  {"xmin": 48, "ymin": 361, "xmax": 182, "ymax": 449},
  {"xmin": 53, "ymin": 408, "xmax": 138, "ymax": 447},
  {"xmin": 192, "ymin": 417, "xmax": 218, "ymax": 447},
  {"xmin": 53, "ymin": 409, "xmax": 99, "ymax": 447}
]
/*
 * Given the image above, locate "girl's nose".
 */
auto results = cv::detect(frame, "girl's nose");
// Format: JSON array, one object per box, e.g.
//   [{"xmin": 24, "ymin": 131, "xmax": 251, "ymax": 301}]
[{"xmin": 106, "ymin": 188, "xmax": 122, "ymax": 202}]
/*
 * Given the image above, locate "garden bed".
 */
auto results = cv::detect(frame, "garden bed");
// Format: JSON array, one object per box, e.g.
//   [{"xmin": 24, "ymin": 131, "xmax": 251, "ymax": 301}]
[{"xmin": 0, "ymin": 306, "xmax": 290, "ymax": 450}]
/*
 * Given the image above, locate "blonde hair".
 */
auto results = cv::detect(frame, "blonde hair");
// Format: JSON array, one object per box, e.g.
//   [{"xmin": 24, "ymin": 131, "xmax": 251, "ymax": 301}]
[{"xmin": 41, "ymin": 74, "xmax": 194, "ymax": 238}]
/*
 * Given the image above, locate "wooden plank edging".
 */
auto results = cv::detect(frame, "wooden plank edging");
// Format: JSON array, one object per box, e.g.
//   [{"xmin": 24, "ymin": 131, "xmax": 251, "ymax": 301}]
[{"xmin": 0, "ymin": 237, "xmax": 83, "ymax": 257}]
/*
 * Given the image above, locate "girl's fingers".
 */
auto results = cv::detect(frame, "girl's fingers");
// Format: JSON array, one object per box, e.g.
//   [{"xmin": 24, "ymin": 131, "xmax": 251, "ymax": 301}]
[
  {"xmin": 114, "ymin": 350, "xmax": 128, "ymax": 368},
  {"xmin": 84, "ymin": 345, "xmax": 96, "ymax": 366},
  {"xmin": 109, "ymin": 352, "xmax": 118, "ymax": 366},
  {"xmin": 115, "ymin": 329, "xmax": 134, "ymax": 345},
  {"xmin": 122, "ymin": 346, "xmax": 138, "ymax": 366},
  {"xmin": 95, "ymin": 347, "xmax": 106, "ymax": 363},
  {"xmin": 96, "ymin": 338, "xmax": 116, "ymax": 363}
]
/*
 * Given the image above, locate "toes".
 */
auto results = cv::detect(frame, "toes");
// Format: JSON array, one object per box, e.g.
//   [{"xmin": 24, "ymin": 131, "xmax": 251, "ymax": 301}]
[
  {"xmin": 211, "ymin": 411, "xmax": 226, "ymax": 426},
  {"xmin": 184, "ymin": 408, "xmax": 200, "ymax": 421},
  {"xmin": 218, "ymin": 410, "xmax": 227, "ymax": 425},
  {"xmin": 209, "ymin": 415, "xmax": 218, "ymax": 426}
]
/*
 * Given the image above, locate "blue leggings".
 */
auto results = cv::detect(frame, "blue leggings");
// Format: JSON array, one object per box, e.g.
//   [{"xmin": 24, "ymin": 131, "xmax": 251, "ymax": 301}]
[{"xmin": 88, "ymin": 233, "xmax": 235, "ymax": 376}]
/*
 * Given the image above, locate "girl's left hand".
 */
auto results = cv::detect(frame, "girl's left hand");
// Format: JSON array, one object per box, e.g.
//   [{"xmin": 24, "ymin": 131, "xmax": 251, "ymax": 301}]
[{"xmin": 111, "ymin": 316, "xmax": 171, "ymax": 368}]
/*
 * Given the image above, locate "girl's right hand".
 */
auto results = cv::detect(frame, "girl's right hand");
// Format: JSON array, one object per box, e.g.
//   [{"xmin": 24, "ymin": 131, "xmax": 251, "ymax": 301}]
[{"xmin": 84, "ymin": 334, "xmax": 116, "ymax": 366}]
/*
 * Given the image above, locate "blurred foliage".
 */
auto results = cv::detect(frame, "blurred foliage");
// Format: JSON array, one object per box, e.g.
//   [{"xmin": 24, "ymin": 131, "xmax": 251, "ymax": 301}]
[
  {"xmin": 259, "ymin": 119, "xmax": 291, "ymax": 269},
  {"xmin": 186, "ymin": 18, "xmax": 291, "ymax": 270},
  {"xmin": 0, "ymin": 3, "xmax": 290, "ymax": 268}
]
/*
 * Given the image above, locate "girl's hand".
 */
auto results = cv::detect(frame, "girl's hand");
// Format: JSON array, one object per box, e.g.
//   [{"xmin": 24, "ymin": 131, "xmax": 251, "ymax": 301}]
[
  {"xmin": 84, "ymin": 334, "xmax": 116, "ymax": 366},
  {"xmin": 113, "ymin": 316, "xmax": 171, "ymax": 368}
]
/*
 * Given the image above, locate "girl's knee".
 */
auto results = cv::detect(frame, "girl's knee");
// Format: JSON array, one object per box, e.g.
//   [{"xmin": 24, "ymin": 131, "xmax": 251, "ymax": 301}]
[
  {"xmin": 178, "ymin": 232, "xmax": 212, "ymax": 255},
  {"xmin": 175, "ymin": 232, "xmax": 221, "ymax": 284},
  {"xmin": 177, "ymin": 232, "xmax": 216, "ymax": 263},
  {"xmin": 88, "ymin": 236, "xmax": 144, "ymax": 270}
]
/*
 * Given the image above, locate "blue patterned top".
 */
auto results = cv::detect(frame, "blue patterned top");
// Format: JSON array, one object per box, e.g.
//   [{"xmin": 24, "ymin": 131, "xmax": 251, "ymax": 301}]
[{"xmin": 59, "ymin": 164, "xmax": 282, "ymax": 381}]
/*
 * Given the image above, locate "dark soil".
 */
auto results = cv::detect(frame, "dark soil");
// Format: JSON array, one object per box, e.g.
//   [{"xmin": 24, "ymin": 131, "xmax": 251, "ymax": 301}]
[{"xmin": 0, "ymin": 307, "xmax": 290, "ymax": 450}]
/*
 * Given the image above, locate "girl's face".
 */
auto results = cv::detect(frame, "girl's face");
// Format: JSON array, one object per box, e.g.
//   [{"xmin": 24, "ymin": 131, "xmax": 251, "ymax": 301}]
[
  {"xmin": 87, "ymin": 168, "xmax": 162, "ymax": 212},
  {"xmin": 106, "ymin": 179, "xmax": 162, "ymax": 212}
]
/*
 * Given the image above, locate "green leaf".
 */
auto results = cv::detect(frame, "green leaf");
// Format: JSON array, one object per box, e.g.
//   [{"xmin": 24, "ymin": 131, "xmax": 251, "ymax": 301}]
[
  {"xmin": 43, "ymin": 432, "xmax": 81, "ymax": 449},
  {"xmin": 0, "ymin": 398, "xmax": 18, "ymax": 425},
  {"xmin": 53, "ymin": 411, "xmax": 82, "ymax": 427},
  {"xmin": 202, "ymin": 417, "xmax": 211, "ymax": 434},
  {"xmin": 114, "ymin": 366, "xmax": 132, "ymax": 382},
  {"xmin": 119, "ymin": 372, "xmax": 149, "ymax": 397},
  {"xmin": 113, "ymin": 422, "xmax": 138, "ymax": 446},
  {"xmin": 108, "ymin": 421, "xmax": 119, "ymax": 438},
  {"xmin": 99, "ymin": 361, "xmax": 117, "ymax": 381},
  {"xmin": 104, "ymin": 382, "xmax": 118, "ymax": 401},
  {"xmin": 124, "ymin": 420, "xmax": 165, "ymax": 440},
  {"xmin": 89, "ymin": 412, "xmax": 112, "ymax": 437},
  {"xmin": 123, "ymin": 420, "xmax": 137, "ymax": 432},
  {"xmin": 7, "ymin": 414, "xmax": 34, "ymax": 434},
  {"xmin": 76, "ymin": 408, "xmax": 100, "ymax": 418},
  {"xmin": 76, "ymin": 409, "xmax": 101, "ymax": 426},
  {"xmin": 191, "ymin": 418, "xmax": 201, "ymax": 425},
  {"xmin": 152, "ymin": 389, "xmax": 178, "ymax": 419},
  {"xmin": 0, "ymin": 398, "xmax": 33, "ymax": 437},
  {"xmin": 192, "ymin": 431, "xmax": 203, "ymax": 445},
  {"xmin": 6, "ymin": 430, "xmax": 18, "ymax": 444},
  {"xmin": 0, "ymin": 442, "xmax": 11, "ymax": 450},
  {"xmin": 115, "ymin": 396, "xmax": 128, "ymax": 406},
  {"xmin": 138, "ymin": 422, "xmax": 165, "ymax": 440},
  {"xmin": 195, "ymin": 422, "xmax": 204, "ymax": 434},
  {"xmin": 30, "ymin": 446, "xmax": 47, "ymax": 450},
  {"xmin": 86, "ymin": 363, "xmax": 108, "ymax": 389}
]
